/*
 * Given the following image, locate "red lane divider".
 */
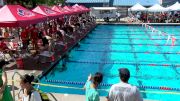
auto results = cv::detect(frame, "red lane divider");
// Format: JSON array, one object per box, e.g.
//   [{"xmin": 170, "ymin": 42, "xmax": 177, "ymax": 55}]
[
  {"xmin": 149, "ymin": 64, "xmax": 156, "ymax": 66},
  {"xmin": 163, "ymin": 64, "xmax": 170, "ymax": 66},
  {"xmin": 155, "ymin": 52, "xmax": 160, "ymax": 54},
  {"xmin": 145, "ymin": 51, "xmax": 150, "ymax": 54},
  {"xmin": 160, "ymin": 87, "xmax": 171, "ymax": 90}
]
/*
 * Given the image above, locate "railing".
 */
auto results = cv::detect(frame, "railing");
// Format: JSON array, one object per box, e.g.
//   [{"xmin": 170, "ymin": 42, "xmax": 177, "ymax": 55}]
[{"xmin": 12, "ymin": 70, "xmax": 22, "ymax": 101}]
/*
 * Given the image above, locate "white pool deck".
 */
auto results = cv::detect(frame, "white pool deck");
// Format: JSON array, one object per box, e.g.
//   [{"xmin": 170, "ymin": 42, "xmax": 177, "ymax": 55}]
[{"xmin": 6, "ymin": 70, "xmax": 158, "ymax": 101}]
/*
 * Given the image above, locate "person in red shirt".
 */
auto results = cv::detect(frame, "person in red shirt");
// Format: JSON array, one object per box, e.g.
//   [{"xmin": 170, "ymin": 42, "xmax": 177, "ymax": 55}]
[
  {"xmin": 21, "ymin": 28, "xmax": 29, "ymax": 49},
  {"xmin": 0, "ymin": 40, "xmax": 8, "ymax": 51},
  {"xmin": 30, "ymin": 25, "xmax": 39, "ymax": 50}
]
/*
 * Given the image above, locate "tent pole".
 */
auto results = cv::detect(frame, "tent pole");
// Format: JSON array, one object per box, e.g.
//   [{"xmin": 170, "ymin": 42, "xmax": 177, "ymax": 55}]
[
  {"xmin": 18, "ymin": 27, "xmax": 20, "ymax": 40},
  {"xmin": 146, "ymin": 11, "xmax": 148, "ymax": 23}
]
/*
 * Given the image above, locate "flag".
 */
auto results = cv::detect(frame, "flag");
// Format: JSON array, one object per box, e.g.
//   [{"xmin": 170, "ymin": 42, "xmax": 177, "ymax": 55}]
[{"xmin": 172, "ymin": 36, "xmax": 176, "ymax": 46}]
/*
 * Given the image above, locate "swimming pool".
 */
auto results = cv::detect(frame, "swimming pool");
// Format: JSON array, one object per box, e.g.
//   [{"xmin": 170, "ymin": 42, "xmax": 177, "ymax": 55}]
[{"xmin": 39, "ymin": 25, "xmax": 180, "ymax": 101}]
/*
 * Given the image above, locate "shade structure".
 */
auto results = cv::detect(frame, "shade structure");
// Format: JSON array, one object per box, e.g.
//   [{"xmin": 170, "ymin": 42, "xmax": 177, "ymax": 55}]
[
  {"xmin": 72, "ymin": 4, "xmax": 86, "ymax": 13},
  {"xmin": 60, "ymin": 7, "xmax": 74, "ymax": 15},
  {"xmin": 147, "ymin": 4, "xmax": 167, "ymax": 12},
  {"xmin": 129, "ymin": 3, "xmax": 147, "ymax": 11},
  {"xmin": 166, "ymin": 2, "xmax": 180, "ymax": 11},
  {"xmin": 51, "ymin": 5, "xmax": 71, "ymax": 15},
  {"xmin": 71, "ymin": 6, "xmax": 83, "ymax": 13},
  {"xmin": 63, "ymin": 6, "xmax": 77, "ymax": 14},
  {"xmin": 0, "ymin": 5, "xmax": 46, "ymax": 27},
  {"xmin": 79, "ymin": 5, "xmax": 90, "ymax": 12},
  {"xmin": 32, "ymin": 5, "xmax": 62, "ymax": 20}
]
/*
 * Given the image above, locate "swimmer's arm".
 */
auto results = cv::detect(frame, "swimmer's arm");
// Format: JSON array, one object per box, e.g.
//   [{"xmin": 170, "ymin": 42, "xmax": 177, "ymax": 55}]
[{"xmin": 83, "ymin": 74, "xmax": 92, "ymax": 89}]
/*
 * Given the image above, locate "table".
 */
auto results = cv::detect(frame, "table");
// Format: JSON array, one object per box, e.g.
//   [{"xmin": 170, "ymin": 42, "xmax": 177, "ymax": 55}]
[{"xmin": 38, "ymin": 51, "xmax": 55, "ymax": 63}]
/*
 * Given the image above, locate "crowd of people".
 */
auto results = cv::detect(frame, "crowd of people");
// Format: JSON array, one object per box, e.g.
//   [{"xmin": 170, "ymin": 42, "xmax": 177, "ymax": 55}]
[
  {"xmin": 135, "ymin": 11, "xmax": 180, "ymax": 23},
  {"xmin": 0, "ymin": 13, "xmax": 96, "ymax": 63},
  {"xmin": 0, "ymin": 11, "xmax": 97, "ymax": 101}
]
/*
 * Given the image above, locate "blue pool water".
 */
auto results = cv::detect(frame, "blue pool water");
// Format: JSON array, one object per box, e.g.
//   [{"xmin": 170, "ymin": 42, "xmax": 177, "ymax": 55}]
[{"xmin": 39, "ymin": 25, "xmax": 180, "ymax": 101}]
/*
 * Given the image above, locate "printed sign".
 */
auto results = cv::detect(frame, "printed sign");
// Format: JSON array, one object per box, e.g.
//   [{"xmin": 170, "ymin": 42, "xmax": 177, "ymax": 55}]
[
  {"xmin": 44, "ymin": 8, "xmax": 56, "ymax": 14},
  {"xmin": 17, "ymin": 8, "xmax": 35, "ymax": 17}
]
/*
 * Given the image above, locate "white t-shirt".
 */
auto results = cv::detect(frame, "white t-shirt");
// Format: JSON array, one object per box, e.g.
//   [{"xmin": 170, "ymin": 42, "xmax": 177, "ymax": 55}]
[
  {"xmin": 22, "ymin": 91, "xmax": 42, "ymax": 101},
  {"xmin": 108, "ymin": 82, "xmax": 143, "ymax": 101}
]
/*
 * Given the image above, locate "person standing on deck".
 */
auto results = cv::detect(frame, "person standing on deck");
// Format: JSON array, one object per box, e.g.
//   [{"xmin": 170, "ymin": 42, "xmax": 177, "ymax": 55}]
[
  {"xmin": 107, "ymin": 68, "xmax": 142, "ymax": 101},
  {"xmin": 84, "ymin": 72, "xmax": 103, "ymax": 101},
  {"xmin": 18, "ymin": 74, "xmax": 42, "ymax": 101}
]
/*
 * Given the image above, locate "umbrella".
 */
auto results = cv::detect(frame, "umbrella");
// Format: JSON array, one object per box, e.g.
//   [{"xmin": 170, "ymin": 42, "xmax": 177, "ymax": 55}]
[
  {"xmin": 51, "ymin": 5, "xmax": 71, "ymax": 15},
  {"xmin": 33, "ymin": 5, "xmax": 63, "ymax": 20},
  {"xmin": 72, "ymin": 5, "xmax": 85, "ymax": 13}
]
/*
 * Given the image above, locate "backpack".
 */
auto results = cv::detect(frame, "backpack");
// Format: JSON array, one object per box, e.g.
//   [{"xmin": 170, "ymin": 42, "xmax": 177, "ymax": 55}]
[{"xmin": 29, "ymin": 89, "xmax": 50, "ymax": 101}]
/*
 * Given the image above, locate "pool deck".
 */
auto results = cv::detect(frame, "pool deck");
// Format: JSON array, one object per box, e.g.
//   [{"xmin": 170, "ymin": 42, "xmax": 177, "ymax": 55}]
[{"xmin": 46, "ymin": 93, "xmax": 159, "ymax": 101}]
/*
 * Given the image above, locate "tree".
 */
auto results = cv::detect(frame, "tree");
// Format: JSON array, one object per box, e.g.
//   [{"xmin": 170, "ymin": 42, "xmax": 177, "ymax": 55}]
[{"xmin": 6, "ymin": 0, "xmax": 65, "ymax": 8}]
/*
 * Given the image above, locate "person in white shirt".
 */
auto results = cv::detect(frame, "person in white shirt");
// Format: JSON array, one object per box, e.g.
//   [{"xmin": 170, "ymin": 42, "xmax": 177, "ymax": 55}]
[
  {"xmin": 18, "ymin": 74, "xmax": 42, "ymax": 101},
  {"xmin": 107, "ymin": 68, "xmax": 143, "ymax": 101}
]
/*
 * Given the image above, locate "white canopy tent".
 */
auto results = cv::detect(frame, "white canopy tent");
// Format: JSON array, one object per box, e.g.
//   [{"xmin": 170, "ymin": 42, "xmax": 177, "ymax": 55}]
[
  {"xmin": 129, "ymin": 3, "xmax": 147, "ymax": 11},
  {"xmin": 166, "ymin": 2, "xmax": 180, "ymax": 11},
  {"xmin": 91, "ymin": 7, "xmax": 117, "ymax": 10},
  {"xmin": 148, "ymin": 4, "xmax": 167, "ymax": 12}
]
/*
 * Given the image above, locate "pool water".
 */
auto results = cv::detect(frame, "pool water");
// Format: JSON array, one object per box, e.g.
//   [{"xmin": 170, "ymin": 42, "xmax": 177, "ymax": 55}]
[{"xmin": 40, "ymin": 25, "xmax": 180, "ymax": 101}]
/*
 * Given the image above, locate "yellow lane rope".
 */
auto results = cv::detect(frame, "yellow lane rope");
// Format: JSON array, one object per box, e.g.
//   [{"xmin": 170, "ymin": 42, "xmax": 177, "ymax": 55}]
[{"xmin": 9, "ymin": 80, "xmax": 180, "ymax": 95}]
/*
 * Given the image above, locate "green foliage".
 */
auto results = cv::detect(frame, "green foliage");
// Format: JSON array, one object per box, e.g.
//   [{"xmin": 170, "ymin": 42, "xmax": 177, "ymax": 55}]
[
  {"xmin": 46, "ymin": 0, "xmax": 65, "ymax": 6},
  {"xmin": 6, "ymin": 0, "xmax": 65, "ymax": 8}
]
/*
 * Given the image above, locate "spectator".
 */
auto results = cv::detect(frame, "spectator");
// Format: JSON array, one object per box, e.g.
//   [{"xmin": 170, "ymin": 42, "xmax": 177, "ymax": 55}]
[
  {"xmin": 3, "ymin": 28, "xmax": 9, "ymax": 38},
  {"xmin": 30, "ymin": 25, "xmax": 38, "ymax": 50},
  {"xmin": 21, "ymin": 28, "xmax": 29, "ymax": 49},
  {"xmin": 0, "ymin": 40, "xmax": 8, "ymax": 51},
  {"xmin": 0, "ymin": 28, "xmax": 2, "ymax": 36},
  {"xmin": 18, "ymin": 74, "xmax": 42, "ymax": 101},
  {"xmin": 84, "ymin": 72, "xmax": 103, "ymax": 101},
  {"xmin": 107, "ymin": 68, "xmax": 142, "ymax": 101},
  {"xmin": 0, "ymin": 60, "xmax": 13, "ymax": 101}
]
